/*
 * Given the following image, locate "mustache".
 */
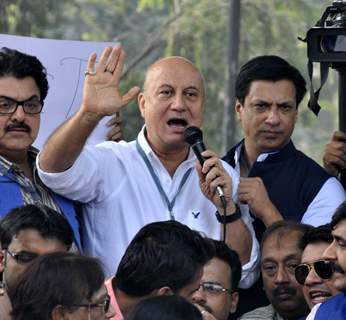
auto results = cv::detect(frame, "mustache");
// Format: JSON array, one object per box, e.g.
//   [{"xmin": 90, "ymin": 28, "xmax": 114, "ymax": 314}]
[
  {"xmin": 272, "ymin": 284, "xmax": 296, "ymax": 299},
  {"xmin": 6, "ymin": 122, "xmax": 31, "ymax": 132}
]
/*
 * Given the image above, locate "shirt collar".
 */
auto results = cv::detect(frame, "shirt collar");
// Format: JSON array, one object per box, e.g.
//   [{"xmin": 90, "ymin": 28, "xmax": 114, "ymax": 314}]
[
  {"xmin": 137, "ymin": 125, "xmax": 196, "ymax": 163},
  {"xmin": 0, "ymin": 146, "xmax": 38, "ymax": 174},
  {"xmin": 234, "ymin": 141, "xmax": 281, "ymax": 165}
]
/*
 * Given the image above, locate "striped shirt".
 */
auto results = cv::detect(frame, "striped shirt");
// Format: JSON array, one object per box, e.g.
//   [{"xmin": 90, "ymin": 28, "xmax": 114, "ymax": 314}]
[{"xmin": 0, "ymin": 147, "xmax": 61, "ymax": 212}]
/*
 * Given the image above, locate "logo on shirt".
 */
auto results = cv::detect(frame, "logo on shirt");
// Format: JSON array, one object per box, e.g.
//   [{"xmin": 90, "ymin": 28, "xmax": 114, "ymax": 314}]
[{"xmin": 191, "ymin": 211, "xmax": 201, "ymax": 219}]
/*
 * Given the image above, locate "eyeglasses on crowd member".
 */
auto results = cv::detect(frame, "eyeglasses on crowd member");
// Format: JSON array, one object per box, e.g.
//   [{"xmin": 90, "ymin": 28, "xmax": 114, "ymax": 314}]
[{"xmin": 10, "ymin": 252, "xmax": 115, "ymax": 320}]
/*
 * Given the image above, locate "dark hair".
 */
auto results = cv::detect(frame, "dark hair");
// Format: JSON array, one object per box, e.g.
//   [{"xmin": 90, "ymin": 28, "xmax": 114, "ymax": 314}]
[
  {"xmin": 212, "ymin": 240, "xmax": 241, "ymax": 291},
  {"xmin": 0, "ymin": 47, "xmax": 49, "ymax": 101},
  {"xmin": 298, "ymin": 224, "xmax": 333, "ymax": 251},
  {"xmin": 115, "ymin": 220, "xmax": 214, "ymax": 296},
  {"xmin": 0, "ymin": 204, "xmax": 73, "ymax": 250},
  {"xmin": 331, "ymin": 201, "xmax": 346, "ymax": 229},
  {"xmin": 127, "ymin": 295, "xmax": 202, "ymax": 320},
  {"xmin": 11, "ymin": 252, "xmax": 105, "ymax": 320},
  {"xmin": 261, "ymin": 220, "xmax": 313, "ymax": 252},
  {"xmin": 235, "ymin": 55, "xmax": 306, "ymax": 106}
]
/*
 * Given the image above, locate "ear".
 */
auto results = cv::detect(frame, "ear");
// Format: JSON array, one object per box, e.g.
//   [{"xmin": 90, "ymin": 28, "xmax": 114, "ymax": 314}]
[
  {"xmin": 229, "ymin": 291, "xmax": 239, "ymax": 314},
  {"xmin": 156, "ymin": 286, "xmax": 173, "ymax": 296},
  {"xmin": 235, "ymin": 99, "xmax": 243, "ymax": 121},
  {"xmin": 0, "ymin": 250, "xmax": 6, "ymax": 273},
  {"xmin": 51, "ymin": 305, "xmax": 65, "ymax": 320},
  {"xmin": 138, "ymin": 92, "xmax": 146, "ymax": 119}
]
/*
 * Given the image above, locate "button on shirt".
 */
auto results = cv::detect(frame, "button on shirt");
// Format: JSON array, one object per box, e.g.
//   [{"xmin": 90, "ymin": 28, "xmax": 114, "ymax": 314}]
[{"xmin": 37, "ymin": 127, "xmax": 260, "ymax": 288}]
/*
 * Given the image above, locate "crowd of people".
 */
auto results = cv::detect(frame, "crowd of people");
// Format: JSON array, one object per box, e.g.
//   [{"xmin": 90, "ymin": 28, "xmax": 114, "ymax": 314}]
[{"xmin": 0, "ymin": 44, "xmax": 345, "ymax": 320}]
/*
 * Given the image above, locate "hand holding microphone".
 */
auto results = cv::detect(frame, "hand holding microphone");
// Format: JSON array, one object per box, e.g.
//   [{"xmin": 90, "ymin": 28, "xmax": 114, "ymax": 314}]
[{"xmin": 184, "ymin": 126, "xmax": 230, "ymax": 209}]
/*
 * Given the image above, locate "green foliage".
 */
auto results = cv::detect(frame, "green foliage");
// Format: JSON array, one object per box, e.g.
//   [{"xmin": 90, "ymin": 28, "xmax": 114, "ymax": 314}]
[{"xmin": 0, "ymin": 0, "xmax": 338, "ymax": 161}]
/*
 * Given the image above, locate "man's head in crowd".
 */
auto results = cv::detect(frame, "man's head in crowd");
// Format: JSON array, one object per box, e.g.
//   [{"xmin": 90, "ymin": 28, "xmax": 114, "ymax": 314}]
[
  {"xmin": 296, "ymin": 224, "xmax": 339, "ymax": 309},
  {"xmin": 138, "ymin": 56, "xmax": 205, "ymax": 153},
  {"xmin": 0, "ymin": 204, "xmax": 73, "ymax": 295},
  {"xmin": 261, "ymin": 221, "xmax": 311, "ymax": 319},
  {"xmin": 11, "ymin": 252, "xmax": 115, "ymax": 320},
  {"xmin": 114, "ymin": 220, "xmax": 214, "ymax": 317},
  {"xmin": 192, "ymin": 240, "xmax": 241, "ymax": 320},
  {"xmin": 127, "ymin": 295, "xmax": 202, "ymax": 320},
  {"xmin": 323, "ymin": 201, "xmax": 346, "ymax": 292},
  {"xmin": 235, "ymin": 55, "xmax": 306, "ymax": 157},
  {"xmin": 0, "ymin": 47, "xmax": 48, "ymax": 158}
]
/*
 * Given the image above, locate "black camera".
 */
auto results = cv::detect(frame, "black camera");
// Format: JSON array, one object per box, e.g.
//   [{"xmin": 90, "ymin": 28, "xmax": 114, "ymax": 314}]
[{"xmin": 306, "ymin": 0, "xmax": 346, "ymax": 62}]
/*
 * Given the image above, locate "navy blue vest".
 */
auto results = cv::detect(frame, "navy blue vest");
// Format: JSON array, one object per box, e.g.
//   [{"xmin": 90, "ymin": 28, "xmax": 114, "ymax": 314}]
[
  {"xmin": 315, "ymin": 293, "xmax": 346, "ymax": 319},
  {"xmin": 223, "ymin": 140, "xmax": 330, "ymax": 240},
  {"xmin": 0, "ymin": 174, "xmax": 81, "ymax": 250}
]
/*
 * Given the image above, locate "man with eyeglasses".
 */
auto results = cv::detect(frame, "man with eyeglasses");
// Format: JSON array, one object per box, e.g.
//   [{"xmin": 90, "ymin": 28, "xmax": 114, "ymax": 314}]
[
  {"xmin": 295, "ymin": 225, "xmax": 340, "ymax": 309},
  {"xmin": 192, "ymin": 240, "xmax": 241, "ymax": 320},
  {"xmin": 240, "ymin": 221, "xmax": 311, "ymax": 320},
  {"xmin": 306, "ymin": 202, "xmax": 346, "ymax": 319},
  {"xmin": 0, "ymin": 47, "xmax": 82, "ymax": 250},
  {"xmin": 0, "ymin": 204, "xmax": 73, "ymax": 320}
]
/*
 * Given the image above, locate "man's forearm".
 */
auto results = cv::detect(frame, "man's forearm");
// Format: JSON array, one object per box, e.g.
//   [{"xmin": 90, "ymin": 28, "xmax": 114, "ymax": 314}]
[
  {"xmin": 221, "ymin": 204, "xmax": 252, "ymax": 265},
  {"xmin": 39, "ymin": 109, "xmax": 102, "ymax": 173}
]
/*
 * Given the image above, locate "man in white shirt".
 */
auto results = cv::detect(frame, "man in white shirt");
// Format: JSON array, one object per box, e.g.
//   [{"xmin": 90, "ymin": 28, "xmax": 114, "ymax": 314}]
[{"xmin": 37, "ymin": 45, "xmax": 259, "ymax": 288}]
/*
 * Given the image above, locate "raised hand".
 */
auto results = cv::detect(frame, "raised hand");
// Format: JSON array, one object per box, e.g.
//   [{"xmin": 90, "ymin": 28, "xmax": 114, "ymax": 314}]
[
  {"xmin": 323, "ymin": 131, "xmax": 346, "ymax": 176},
  {"xmin": 238, "ymin": 177, "xmax": 282, "ymax": 226},
  {"xmin": 81, "ymin": 45, "xmax": 140, "ymax": 117}
]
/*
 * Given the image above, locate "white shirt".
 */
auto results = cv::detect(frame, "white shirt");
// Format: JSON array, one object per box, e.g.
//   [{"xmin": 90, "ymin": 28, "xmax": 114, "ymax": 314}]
[
  {"xmin": 232, "ymin": 143, "xmax": 346, "ymax": 226},
  {"xmin": 305, "ymin": 303, "xmax": 320, "ymax": 320},
  {"xmin": 37, "ymin": 128, "xmax": 260, "ymax": 288}
]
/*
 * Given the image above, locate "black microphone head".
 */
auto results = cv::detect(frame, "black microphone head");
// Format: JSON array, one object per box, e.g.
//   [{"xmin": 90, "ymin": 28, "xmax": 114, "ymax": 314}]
[{"xmin": 184, "ymin": 126, "xmax": 203, "ymax": 146}]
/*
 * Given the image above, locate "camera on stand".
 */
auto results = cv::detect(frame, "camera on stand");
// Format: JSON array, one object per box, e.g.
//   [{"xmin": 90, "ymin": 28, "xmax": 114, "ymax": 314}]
[
  {"xmin": 306, "ymin": 0, "xmax": 346, "ymax": 62},
  {"xmin": 304, "ymin": 0, "xmax": 346, "ymax": 186}
]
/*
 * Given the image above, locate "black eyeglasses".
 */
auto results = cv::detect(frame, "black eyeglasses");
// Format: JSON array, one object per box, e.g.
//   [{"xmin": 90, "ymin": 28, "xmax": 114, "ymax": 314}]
[
  {"xmin": 0, "ymin": 96, "xmax": 43, "ymax": 115},
  {"xmin": 73, "ymin": 294, "xmax": 111, "ymax": 313},
  {"xmin": 196, "ymin": 281, "xmax": 232, "ymax": 295},
  {"xmin": 295, "ymin": 260, "xmax": 335, "ymax": 285},
  {"xmin": 7, "ymin": 250, "xmax": 39, "ymax": 264}
]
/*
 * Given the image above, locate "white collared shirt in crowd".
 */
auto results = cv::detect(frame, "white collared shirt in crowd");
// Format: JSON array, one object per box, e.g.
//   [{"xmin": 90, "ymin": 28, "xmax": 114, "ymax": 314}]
[{"xmin": 37, "ymin": 127, "xmax": 260, "ymax": 288}]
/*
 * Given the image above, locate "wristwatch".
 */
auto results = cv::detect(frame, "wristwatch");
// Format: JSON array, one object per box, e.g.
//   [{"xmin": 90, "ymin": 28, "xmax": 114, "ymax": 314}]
[{"xmin": 215, "ymin": 204, "xmax": 242, "ymax": 224}]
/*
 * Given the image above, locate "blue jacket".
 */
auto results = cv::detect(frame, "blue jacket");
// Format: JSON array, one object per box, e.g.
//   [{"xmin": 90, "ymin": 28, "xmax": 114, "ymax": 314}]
[
  {"xmin": 0, "ymin": 174, "xmax": 81, "ymax": 250},
  {"xmin": 315, "ymin": 293, "xmax": 346, "ymax": 319}
]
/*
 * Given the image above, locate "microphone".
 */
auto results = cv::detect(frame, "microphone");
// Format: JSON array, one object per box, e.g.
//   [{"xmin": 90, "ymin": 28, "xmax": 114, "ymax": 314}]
[{"xmin": 184, "ymin": 126, "xmax": 226, "ymax": 205}]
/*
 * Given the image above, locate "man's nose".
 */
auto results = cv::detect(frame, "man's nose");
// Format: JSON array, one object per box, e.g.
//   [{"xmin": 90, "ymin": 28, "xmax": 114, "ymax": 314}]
[
  {"xmin": 304, "ymin": 266, "xmax": 323, "ymax": 286},
  {"xmin": 10, "ymin": 105, "xmax": 26, "ymax": 121},
  {"xmin": 171, "ymin": 94, "xmax": 186, "ymax": 112},
  {"xmin": 275, "ymin": 266, "xmax": 290, "ymax": 284},
  {"xmin": 191, "ymin": 286, "xmax": 207, "ymax": 305},
  {"xmin": 322, "ymin": 240, "xmax": 337, "ymax": 261},
  {"xmin": 265, "ymin": 108, "xmax": 280, "ymax": 126}
]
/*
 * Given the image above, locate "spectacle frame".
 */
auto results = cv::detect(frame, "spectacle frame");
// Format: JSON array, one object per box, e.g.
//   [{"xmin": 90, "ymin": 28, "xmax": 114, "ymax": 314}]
[
  {"xmin": 0, "ymin": 96, "xmax": 43, "ymax": 115},
  {"xmin": 195, "ymin": 281, "xmax": 232, "ymax": 295},
  {"xmin": 295, "ymin": 260, "xmax": 335, "ymax": 285},
  {"xmin": 72, "ymin": 294, "xmax": 111, "ymax": 314},
  {"xmin": 6, "ymin": 250, "xmax": 39, "ymax": 264}
]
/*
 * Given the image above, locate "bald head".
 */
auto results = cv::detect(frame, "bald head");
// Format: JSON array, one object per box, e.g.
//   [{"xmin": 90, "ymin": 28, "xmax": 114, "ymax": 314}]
[
  {"xmin": 137, "ymin": 55, "xmax": 205, "ymax": 153},
  {"xmin": 143, "ymin": 56, "xmax": 205, "ymax": 98}
]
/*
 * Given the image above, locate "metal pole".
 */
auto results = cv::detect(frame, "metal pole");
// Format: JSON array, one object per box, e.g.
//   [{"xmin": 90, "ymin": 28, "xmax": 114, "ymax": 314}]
[{"xmin": 222, "ymin": 0, "xmax": 241, "ymax": 154}]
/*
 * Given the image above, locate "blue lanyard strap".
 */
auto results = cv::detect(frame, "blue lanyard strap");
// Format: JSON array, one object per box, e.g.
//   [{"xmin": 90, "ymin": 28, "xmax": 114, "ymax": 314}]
[{"xmin": 136, "ymin": 139, "xmax": 192, "ymax": 220}]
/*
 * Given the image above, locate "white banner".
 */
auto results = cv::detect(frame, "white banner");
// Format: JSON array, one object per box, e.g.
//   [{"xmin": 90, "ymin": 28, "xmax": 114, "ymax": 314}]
[{"xmin": 0, "ymin": 34, "xmax": 116, "ymax": 148}]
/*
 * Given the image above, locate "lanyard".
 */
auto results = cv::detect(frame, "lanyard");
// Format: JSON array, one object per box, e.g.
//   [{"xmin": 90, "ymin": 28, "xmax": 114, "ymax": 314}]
[{"xmin": 136, "ymin": 139, "xmax": 192, "ymax": 220}]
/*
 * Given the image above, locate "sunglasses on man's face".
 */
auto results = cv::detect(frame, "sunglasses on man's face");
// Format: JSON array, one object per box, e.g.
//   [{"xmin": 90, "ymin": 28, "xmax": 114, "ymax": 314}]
[
  {"xmin": 295, "ymin": 260, "xmax": 335, "ymax": 285},
  {"xmin": 6, "ymin": 250, "xmax": 39, "ymax": 264}
]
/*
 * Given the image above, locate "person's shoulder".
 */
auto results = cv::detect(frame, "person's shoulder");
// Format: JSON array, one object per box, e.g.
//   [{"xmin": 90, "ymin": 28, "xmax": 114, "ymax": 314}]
[{"xmin": 239, "ymin": 304, "xmax": 274, "ymax": 319}]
